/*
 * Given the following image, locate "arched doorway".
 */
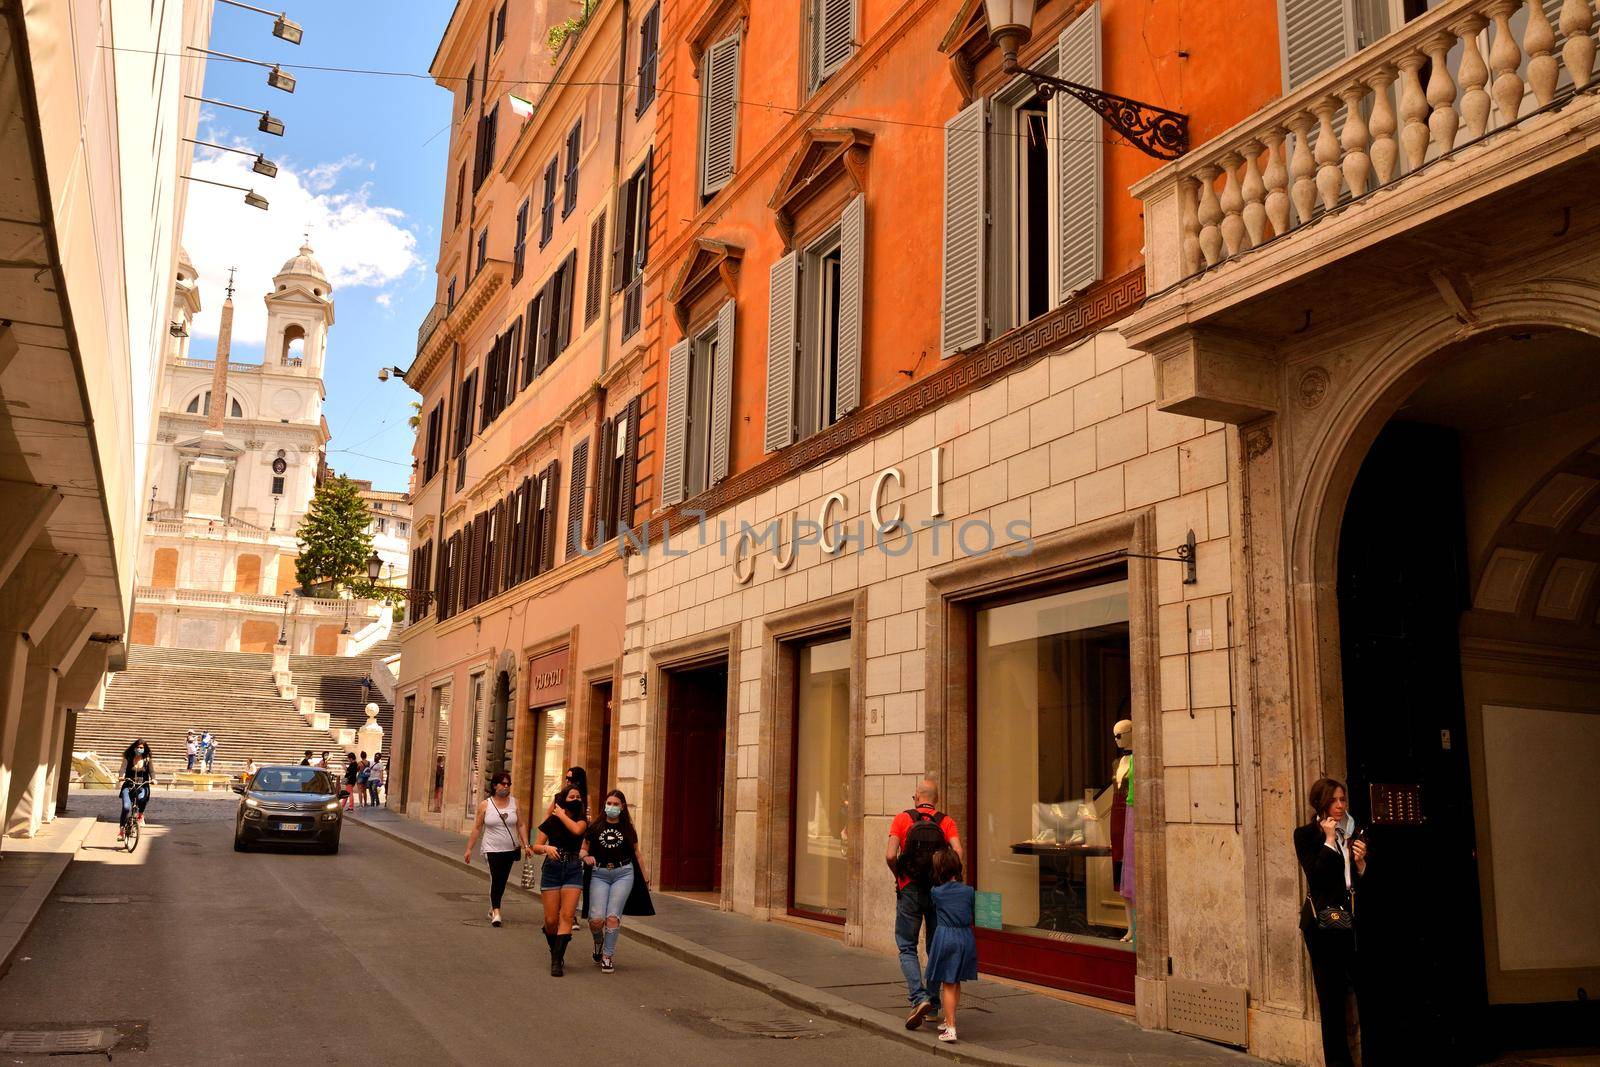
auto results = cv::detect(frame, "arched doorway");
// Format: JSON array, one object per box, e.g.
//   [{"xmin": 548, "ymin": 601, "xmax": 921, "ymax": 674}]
[{"xmin": 1319, "ymin": 327, "xmax": 1600, "ymax": 1062}]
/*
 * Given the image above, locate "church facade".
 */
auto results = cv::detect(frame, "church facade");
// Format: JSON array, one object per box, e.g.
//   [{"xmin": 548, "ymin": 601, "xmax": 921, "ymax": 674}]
[{"xmin": 132, "ymin": 243, "xmax": 392, "ymax": 655}]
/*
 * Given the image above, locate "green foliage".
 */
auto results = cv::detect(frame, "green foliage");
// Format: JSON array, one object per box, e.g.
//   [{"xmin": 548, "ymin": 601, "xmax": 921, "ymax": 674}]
[
  {"xmin": 295, "ymin": 475, "xmax": 376, "ymax": 594},
  {"xmin": 547, "ymin": 0, "xmax": 597, "ymax": 60}
]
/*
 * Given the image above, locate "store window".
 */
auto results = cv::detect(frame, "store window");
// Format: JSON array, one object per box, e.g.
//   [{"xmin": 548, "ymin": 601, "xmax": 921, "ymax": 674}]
[
  {"xmin": 533, "ymin": 705, "xmax": 568, "ymax": 808},
  {"xmin": 973, "ymin": 578, "xmax": 1132, "ymax": 967},
  {"xmin": 792, "ymin": 636, "xmax": 851, "ymax": 920}
]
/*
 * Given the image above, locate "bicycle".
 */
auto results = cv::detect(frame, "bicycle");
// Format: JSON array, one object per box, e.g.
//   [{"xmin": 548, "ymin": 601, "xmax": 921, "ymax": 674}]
[{"xmin": 117, "ymin": 779, "xmax": 150, "ymax": 854}]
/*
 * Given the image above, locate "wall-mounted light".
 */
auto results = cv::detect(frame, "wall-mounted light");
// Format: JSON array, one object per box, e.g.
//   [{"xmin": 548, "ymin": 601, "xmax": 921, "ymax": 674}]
[
  {"xmin": 376, "ymin": 366, "xmax": 408, "ymax": 383},
  {"xmin": 244, "ymin": 190, "xmax": 270, "ymax": 210},
  {"xmin": 216, "ymin": 0, "xmax": 304, "ymax": 45},
  {"xmin": 189, "ymin": 47, "xmax": 296, "ymax": 93},
  {"xmin": 182, "ymin": 173, "xmax": 270, "ymax": 211},
  {"xmin": 186, "ymin": 95, "xmax": 287, "ymax": 137},
  {"xmin": 169, "ymin": 321, "xmax": 189, "ymax": 338},
  {"xmin": 184, "ymin": 137, "xmax": 279, "ymax": 178},
  {"xmin": 267, "ymin": 65, "xmax": 297, "ymax": 93}
]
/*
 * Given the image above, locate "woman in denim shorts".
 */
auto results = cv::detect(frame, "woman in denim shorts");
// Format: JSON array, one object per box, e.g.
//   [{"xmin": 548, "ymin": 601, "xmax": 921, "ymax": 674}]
[{"xmin": 532, "ymin": 774, "xmax": 589, "ymax": 976}]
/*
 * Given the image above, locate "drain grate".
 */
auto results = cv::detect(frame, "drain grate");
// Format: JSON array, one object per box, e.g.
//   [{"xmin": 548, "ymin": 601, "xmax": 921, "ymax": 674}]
[
  {"xmin": 57, "ymin": 894, "xmax": 145, "ymax": 905},
  {"xmin": 707, "ymin": 1016, "xmax": 831, "ymax": 1039},
  {"xmin": 0, "ymin": 1027, "xmax": 120, "ymax": 1054}
]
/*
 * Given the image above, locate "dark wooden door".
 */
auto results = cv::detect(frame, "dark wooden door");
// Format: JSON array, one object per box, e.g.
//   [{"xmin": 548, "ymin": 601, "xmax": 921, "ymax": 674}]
[
  {"xmin": 1337, "ymin": 422, "xmax": 1486, "ymax": 1065},
  {"xmin": 659, "ymin": 665, "xmax": 727, "ymax": 891}
]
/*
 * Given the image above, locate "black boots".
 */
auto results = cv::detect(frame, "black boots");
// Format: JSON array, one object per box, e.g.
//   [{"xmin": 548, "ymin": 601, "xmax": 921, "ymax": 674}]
[{"xmin": 552, "ymin": 933, "xmax": 570, "ymax": 977}]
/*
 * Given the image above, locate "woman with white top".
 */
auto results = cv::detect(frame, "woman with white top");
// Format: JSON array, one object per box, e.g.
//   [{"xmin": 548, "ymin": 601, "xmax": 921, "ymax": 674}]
[{"xmin": 464, "ymin": 771, "xmax": 529, "ymax": 927}]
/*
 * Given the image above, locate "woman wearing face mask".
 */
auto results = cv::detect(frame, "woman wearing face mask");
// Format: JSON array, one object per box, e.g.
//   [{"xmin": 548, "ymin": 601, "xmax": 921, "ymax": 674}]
[
  {"xmin": 464, "ymin": 771, "xmax": 529, "ymax": 927},
  {"xmin": 532, "ymin": 771, "xmax": 589, "ymax": 976},
  {"xmin": 580, "ymin": 790, "xmax": 646, "ymax": 972},
  {"xmin": 1295, "ymin": 777, "xmax": 1369, "ymax": 1067},
  {"xmin": 118, "ymin": 739, "xmax": 156, "ymax": 841}
]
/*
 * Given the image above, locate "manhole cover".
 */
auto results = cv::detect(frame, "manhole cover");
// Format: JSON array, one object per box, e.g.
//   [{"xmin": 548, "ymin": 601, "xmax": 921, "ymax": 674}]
[
  {"xmin": 708, "ymin": 1017, "xmax": 831, "ymax": 1039},
  {"xmin": 0, "ymin": 1027, "xmax": 120, "ymax": 1053},
  {"xmin": 57, "ymin": 895, "xmax": 146, "ymax": 905}
]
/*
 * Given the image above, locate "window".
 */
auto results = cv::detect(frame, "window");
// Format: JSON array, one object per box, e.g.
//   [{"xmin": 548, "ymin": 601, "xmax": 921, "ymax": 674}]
[
  {"xmin": 698, "ymin": 32, "xmax": 741, "ymax": 198},
  {"xmin": 616, "ymin": 152, "xmax": 652, "ymax": 339},
  {"xmin": 183, "ymin": 391, "xmax": 242, "ymax": 418},
  {"xmin": 479, "ymin": 317, "xmax": 524, "ymax": 427},
  {"xmin": 808, "ymin": 0, "xmax": 855, "ymax": 92},
  {"xmin": 792, "ymin": 635, "xmax": 851, "ymax": 919},
  {"xmin": 635, "ymin": 5, "xmax": 660, "ymax": 116},
  {"xmin": 662, "ymin": 301, "xmax": 734, "ymax": 505},
  {"xmin": 475, "ymin": 228, "xmax": 489, "ymax": 273},
  {"xmin": 973, "ymin": 579, "xmax": 1133, "ymax": 961},
  {"xmin": 522, "ymin": 291, "xmax": 544, "ymax": 387},
  {"xmin": 454, "ymin": 163, "xmax": 466, "ymax": 227},
  {"xmin": 521, "ymin": 253, "xmax": 577, "ymax": 382},
  {"xmin": 563, "ymin": 121, "xmax": 581, "ymax": 218},
  {"xmin": 473, "ymin": 104, "xmax": 499, "ymax": 190},
  {"xmin": 939, "ymin": 6, "xmax": 1102, "ymax": 356},
  {"xmin": 540, "ymin": 157, "xmax": 558, "ymax": 246},
  {"xmin": 593, "ymin": 396, "xmax": 642, "ymax": 544},
  {"xmin": 533, "ymin": 462, "xmax": 559, "ymax": 575},
  {"xmin": 424, "ymin": 403, "xmax": 444, "ymax": 480},
  {"xmin": 398, "ymin": 521, "xmax": 408, "ymax": 535},
  {"xmin": 764, "ymin": 195, "xmax": 864, "ymax": 452},
  {"xmin": 583, "ymin": 211, "xmax": 607, "ymax": 328},
  {"xmin": 565, "ymin": 437, "xmax": 589, "ymax": 558},
  {"xmin": 494, "ymin": 2, "xmax": 507, "ymax": 49},
  {"xmin": 447, "ymin": 277, "xmax": 458, "ymax": 311},
  {"xmin": 464, "ymin": 65, "xmax": 475, "ymax": 111},
  {"xmin": 455, "ymin": 369, "xmax": 478, "ymax": 457},
  {"xmin": 512, "ymin": 200, "xmax": 530, "ymax": 282},
  {"xmin": 376, "ymin": 518, "xmax": 388, "ymax": 534},
  {"xmin": 271, "ymin": 475, "xmax": 285, "ymax": 496}
]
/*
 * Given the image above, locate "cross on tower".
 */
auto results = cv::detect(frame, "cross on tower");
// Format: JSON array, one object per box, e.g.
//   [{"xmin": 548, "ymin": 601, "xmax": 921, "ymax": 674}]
[{"xmin": 225, "ymin": 266, "xmax": 237, "ymax": 299}]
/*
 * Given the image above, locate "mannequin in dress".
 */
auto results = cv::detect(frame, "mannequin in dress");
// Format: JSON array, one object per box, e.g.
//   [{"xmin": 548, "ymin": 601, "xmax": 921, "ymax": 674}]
[{"xmin": 1112, "ymin": 719, "xmax": 1135, "ymax": 943}]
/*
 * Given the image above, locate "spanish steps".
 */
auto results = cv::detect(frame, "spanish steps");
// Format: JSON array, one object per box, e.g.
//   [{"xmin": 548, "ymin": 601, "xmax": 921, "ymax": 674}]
[{"xmin": 78, "ymin": 643, "xmax": 397, "ymax": 775}]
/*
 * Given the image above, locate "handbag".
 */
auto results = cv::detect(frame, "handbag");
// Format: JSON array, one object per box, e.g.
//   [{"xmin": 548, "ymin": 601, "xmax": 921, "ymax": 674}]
[
  {"xmin": 623, "ymin": 857, "xmax": 656, "ymax": 917},
  {"xmin": 1305, "ymin": 891, "xmax": 1353, "ymax": 931}
]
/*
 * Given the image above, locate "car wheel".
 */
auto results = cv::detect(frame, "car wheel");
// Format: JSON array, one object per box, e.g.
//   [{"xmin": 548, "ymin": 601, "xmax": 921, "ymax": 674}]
[{"xmin": 233, "ymin": 836, "xmax": 248, "ymax": 852}]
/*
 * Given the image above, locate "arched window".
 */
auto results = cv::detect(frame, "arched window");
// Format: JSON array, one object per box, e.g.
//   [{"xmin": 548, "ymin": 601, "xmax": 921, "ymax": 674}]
[
  {"xmin": 183, "ymin": 391, "xmax": 244, "ymax": 417},
  {"xmin": 281, "ymin": 324, "xmax": 306, "ymax": 367}
]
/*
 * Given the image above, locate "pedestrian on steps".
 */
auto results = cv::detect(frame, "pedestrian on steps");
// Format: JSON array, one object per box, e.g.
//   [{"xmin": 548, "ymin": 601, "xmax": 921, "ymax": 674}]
[
  {"xmin": 580, "ymin": 789, "xmax": 646, "ymax": 973},
  {"xmin": 300, "ymin": 750, "xmax": 313, "ymax": 767},
  {"xmin": 924, "ymin": 848, "xmax": 978, "ymax": 1044},
  {"xmin": 342, "ymin": 753, "xmax": 360, "ymax": 810},
  {"xmin": 199, "ymin": 730, "xmax": 215, "ymax": 773},
  {"xmin": 532, "ymin": 771, "xmax": 589, "ymax": 976},
  {"xmin": 203, "ymin": 732, "xmax": 218, "ymax": 774},
  {"xmin": 185, "ymin": 732, "xmax": 197, "ymax": 771},
  {"xmin": 464, "ymin": 771, "xmax": 528, "ymax": 927}
]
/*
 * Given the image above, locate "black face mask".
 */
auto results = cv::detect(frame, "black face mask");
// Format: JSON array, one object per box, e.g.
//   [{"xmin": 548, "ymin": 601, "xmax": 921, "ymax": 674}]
[{"xmin": 563, "ymin": 798, "xmax": 584, "ymax": 819}]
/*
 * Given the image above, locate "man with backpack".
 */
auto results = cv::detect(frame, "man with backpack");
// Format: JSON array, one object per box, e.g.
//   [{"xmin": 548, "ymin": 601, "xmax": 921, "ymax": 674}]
[{"xmin": 885, "ymin": 778, "xmax": 963, "ymax": 1030}]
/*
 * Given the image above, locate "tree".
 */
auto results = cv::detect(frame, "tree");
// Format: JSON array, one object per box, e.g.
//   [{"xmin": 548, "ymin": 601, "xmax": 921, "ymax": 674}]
[{"xmin": 294, "ymin": 475, "xmax": 374, "ymax": 595}]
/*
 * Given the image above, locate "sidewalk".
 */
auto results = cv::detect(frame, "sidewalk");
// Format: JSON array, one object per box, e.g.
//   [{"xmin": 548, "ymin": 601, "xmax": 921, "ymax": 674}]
[
  {"xmin": 0, "ymin": 816, "xmax": 94, "ymax": 976},
  {"xmin": 349, "ymin": 807, "xmax": 1262, "ymax": 1066}
]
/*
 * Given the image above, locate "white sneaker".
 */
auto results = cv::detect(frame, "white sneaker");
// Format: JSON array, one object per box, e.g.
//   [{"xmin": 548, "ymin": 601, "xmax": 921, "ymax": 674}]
[{"xmin": 938, "ymin": 1026, "xmax": 957, "ymax": 1043}]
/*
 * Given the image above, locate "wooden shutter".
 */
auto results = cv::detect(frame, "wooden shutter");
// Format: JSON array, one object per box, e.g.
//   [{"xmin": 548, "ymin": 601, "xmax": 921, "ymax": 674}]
[
  {"xmin": 836, "ymin": 192, "xmax": 865, "ymax": 417},
  {"xmin": 505, "ymin": 318, "xmax": 522, "ymax": 401},
  {"xmin": 661, "ymin": 339, "xmax": 690, "ymax": 507},
  {"xmin": 528, "ymin": 475, "xmax": 546, "ymax": 579},
  {"xmin": 540, "ymin": 462, "xmax": 560, "ymax": 573},
  {"xmin": 620, "ymin": 395, "xmax": 640, "ymax": 529},
  {"xmin": 1058, "ymin": 6, "xmax": 1104, "ymax": 302},
  {"xmin": 592, "ymin": 416, "xmax": 616, "ymax": 544},
  {"xmin": 585, "ymin": 211, "xmax": 607, "ymax": 327},
  {"xmin": 636, "ymin": 149, "xmax": 654, "ymax": 271},
  {"xmin": 556, "ymin": 251, "xmax": 578, "ymax": 352},
  {"xmin": 535, "ymin": 284, "xmax": 553, "ymax": 374},
  {"xmin": 709, "ymin": 299, "xmax": 735, "ymax": 485},
  {"xmin": 567, "ymin": 438, "xmax": 590, "ymax": 558},
  {"xmin": 699, "ymin": 33, "xmax": 740, "ymax": 197},
  {"xmin": 492, "ymin": 500, "xmax": 508, "ymax": 596},
  {"xmin": 764, "ymin": 251, "xmax": 799, "ymax": 453},
  {"xmin": 941, "ymin": 98, "xmax": 987, "ymax": 357},
  {"xmin": 474, "ymin": 513, "xmax": 490, "ymax": 605},
  {"xmin": 524, "ymin": 296, "xmax": 540, "ymax": 385},
  {"xmin": 813, "ymin": 0, "xmax": 855, "ymax": 87},
  {"xmin": 1280, "ymin": 0, "xmax": 1353, "ymax": 89},
  {"xmin": 636, "ymin": 4, "xmax": 659, "ymax": 115}
]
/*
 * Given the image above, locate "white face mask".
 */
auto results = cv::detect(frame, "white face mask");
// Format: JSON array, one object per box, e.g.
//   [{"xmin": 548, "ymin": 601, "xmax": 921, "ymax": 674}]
[{"xmin": 604, "ymin": 804, "xmax": 621, "ymax": 819}]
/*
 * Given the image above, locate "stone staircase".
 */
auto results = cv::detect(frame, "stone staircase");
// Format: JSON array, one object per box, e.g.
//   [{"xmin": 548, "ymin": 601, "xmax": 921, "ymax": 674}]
[{"xmin": 79, "ymin": 644, "xmax": 396, "ymax": 775}]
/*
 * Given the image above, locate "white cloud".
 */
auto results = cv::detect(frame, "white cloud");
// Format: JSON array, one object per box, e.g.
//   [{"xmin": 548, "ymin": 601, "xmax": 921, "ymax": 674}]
[
  {"xmin": 375, "ymin": 293, "xmax": 393, "ymax": 308},
  {"xmin": 182, "ymin": 148, "xmax": 422, "ymax": 341}
]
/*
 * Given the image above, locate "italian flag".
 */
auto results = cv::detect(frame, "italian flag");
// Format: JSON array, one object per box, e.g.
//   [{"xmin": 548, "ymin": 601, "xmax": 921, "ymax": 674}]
[{"xmin": 508, "ymin": 92, "xmax": 534, "ymax": 120}]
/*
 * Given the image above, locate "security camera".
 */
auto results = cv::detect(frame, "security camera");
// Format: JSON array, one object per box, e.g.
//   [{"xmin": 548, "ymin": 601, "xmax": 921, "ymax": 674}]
[{"xmin": 377, "ymin": 367, "xmax": 391, "ymax": 382}]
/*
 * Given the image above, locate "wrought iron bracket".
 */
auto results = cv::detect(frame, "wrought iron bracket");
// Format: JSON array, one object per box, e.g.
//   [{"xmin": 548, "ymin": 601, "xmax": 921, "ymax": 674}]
[
  {"xmin": 1124, "ymin": 529, "xmax": 1198, "ymax": 585},
  {"xmin": 1008, "ymin": 61, "xmax": 1188, "ymax": 160}
]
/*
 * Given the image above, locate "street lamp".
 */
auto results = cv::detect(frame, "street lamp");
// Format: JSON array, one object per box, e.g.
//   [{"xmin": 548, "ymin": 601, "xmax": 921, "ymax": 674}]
[
  {"xmin": 376, "ymin": 366, "xmax": 407, "ymax": 383},
  {"xmin": 366, "ymin": 550, "xmax": 384, "ymax": 583},
  {"xmin": 216, "ymin": 0, "xmax": 304, "ymax": 44},
  {"xmin": 978, "ymin": 0, "xmax": 1188, "ymax": 160},
  {"xmin": 185, "ymin": 95, "xmax": 287, "ymax": 137},
  {"xmin": 278, "ymin": 596, "xmax": 290, "ymax": 646},
  {"xmin": 182, "ymin": 174, "xmax": 270, "ymax": 211},
  {"xmin": 184, "ymin": 138, "xmax": 279, "ymax": 177},
  {"xmin": 189, "ymin": 47, "xmax": 297, "ymax": 93}
]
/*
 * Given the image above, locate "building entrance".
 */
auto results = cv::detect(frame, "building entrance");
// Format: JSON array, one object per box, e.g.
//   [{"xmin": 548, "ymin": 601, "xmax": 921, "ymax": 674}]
[{"xmin": 659, "ymin": 662, "xmax": 728, "ymax": 892}]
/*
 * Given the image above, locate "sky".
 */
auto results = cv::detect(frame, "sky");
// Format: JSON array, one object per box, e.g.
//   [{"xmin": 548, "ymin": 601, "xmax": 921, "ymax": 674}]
[{"xmin": 182, "ymin": 0, "xmax": 453, "ymax": 493}]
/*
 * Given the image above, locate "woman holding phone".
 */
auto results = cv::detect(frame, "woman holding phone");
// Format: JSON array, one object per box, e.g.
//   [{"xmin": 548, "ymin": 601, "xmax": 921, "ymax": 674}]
[
  {"xmin": 1294, "ymin": 777, "xmax": 1369, "ymax": 1067},
  {"xmin": 531, "ymin": 769, "xmax": 589, "ymax": 976}
]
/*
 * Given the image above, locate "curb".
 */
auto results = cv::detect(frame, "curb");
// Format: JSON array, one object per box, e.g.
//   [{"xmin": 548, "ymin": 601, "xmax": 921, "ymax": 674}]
[
  {"xmin": 0, "ymin": 816, "xmax": 95, "ymax": 979},
  {"xmin": 347, "ymin": 814, "xmax": 1061, "ymax": 1067}
]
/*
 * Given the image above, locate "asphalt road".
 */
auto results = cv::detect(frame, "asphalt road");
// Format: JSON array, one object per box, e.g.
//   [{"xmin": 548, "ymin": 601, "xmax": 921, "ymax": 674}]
[{"xmin": 0, "ymin": 793, "xmax": 930, "ymax": 1065}]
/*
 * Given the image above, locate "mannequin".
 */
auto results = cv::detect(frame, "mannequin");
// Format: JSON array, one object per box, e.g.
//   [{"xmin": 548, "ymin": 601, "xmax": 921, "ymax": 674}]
[{"xmin": 1112, "ymin": 719, "xmax": 1136, "ymax": 943}]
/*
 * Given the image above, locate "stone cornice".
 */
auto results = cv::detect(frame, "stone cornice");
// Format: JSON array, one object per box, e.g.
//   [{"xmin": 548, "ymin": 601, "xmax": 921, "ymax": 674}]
[
  {"xmin": 639, "ymin": 267, "xmax": 1145, "ymax": 540},
  {"xmin": 410, "ymin": 259, "xmax": 510, "ymax": 391},
  {"xmin": 597, "ymin": 341, "xmax": 646, "ymax": 398}
]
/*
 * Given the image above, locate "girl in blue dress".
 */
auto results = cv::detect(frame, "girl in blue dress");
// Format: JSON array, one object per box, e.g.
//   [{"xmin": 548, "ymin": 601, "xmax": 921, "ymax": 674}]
[{"xmin": 924, "ymin": 848, "xmax": 978, "ymax": 1043}]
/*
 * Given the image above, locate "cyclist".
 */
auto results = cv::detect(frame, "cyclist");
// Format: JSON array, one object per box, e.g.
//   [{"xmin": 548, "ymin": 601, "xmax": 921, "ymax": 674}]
[{"xmin": 118, "ymin": 738, "xmax": 156, "ymax": 841}]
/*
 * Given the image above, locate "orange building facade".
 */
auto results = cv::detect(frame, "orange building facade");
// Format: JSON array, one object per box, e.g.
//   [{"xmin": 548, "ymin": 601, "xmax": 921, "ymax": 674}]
[{"xmin": 391, "ymin": 0, "xmax": 662, "ymax": 838}]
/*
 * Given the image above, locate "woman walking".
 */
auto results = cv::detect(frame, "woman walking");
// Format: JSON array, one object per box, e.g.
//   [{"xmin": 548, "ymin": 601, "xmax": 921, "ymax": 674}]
[
  {"xmin": 366, "ymin": 753, "xmax": 384, "ymax": 806},
  {"xmin": 531, "ymin": 772, "xmax": 588, "ymax": 976},
  {"xmin": 1295, "ymin": 777, "xmax": 1369, "ymax": 1067},
  {"xmin": 581, "ymin": 789, "xmax": 646, "ymax": 972},
  {"xmin": 464, "ymin": 771, "xmax": 529, "ymax": 927},
  {"xmin": 923, "ymin": 848, "xmax": 978, "ymax": 1043},
  {"xmin": 341, "ymin": 753, "xmax": 360, "ymax": 811}
]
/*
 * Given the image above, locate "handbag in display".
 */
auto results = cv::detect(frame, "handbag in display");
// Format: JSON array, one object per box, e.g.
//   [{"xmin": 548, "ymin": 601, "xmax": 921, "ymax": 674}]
[{"xmin": 1305, "ymin": 892, "xmax": 1353, "ymax": 931}]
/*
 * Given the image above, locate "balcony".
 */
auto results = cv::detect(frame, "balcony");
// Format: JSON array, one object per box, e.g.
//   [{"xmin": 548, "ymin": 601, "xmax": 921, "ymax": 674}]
[
  {"xmin": 1125, "ymin": 0, "xmax": 1600, "ymax": 418},
  {"xmin": 411, "ymin": 259, "xmax": 512, "ymax": 386},
  {"xmin": 416, "ymin": 301, "xmax": 446, "ymax": 358}
]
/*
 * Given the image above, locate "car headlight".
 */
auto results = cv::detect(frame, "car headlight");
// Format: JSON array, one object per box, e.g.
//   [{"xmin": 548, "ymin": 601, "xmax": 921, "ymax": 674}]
[
  {"xmin": 324, "ymin": 800, "xmax": 340, "ymax": 811},
  {"xmin": 244, "ymin": 808, "xmax": 263, "ymax": 820},
  {"xmin": 244, "ymin": 797, "xmax": 260, "ymax": 808}
]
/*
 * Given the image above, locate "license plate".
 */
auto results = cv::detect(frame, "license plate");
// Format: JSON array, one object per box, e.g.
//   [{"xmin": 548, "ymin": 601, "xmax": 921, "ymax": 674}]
[{"xmin": 274, "ymin": 821, "xmax": 305, "ymax": 831}]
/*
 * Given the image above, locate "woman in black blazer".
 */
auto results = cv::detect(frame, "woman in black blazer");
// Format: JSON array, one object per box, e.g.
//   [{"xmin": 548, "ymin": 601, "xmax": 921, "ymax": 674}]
[{"xmin": 1295, "ymin": 777, "xmax": 1368, "ymax": 1067}]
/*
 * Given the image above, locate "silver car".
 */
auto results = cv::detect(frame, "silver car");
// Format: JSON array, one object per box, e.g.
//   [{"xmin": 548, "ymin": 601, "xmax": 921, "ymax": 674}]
[{"xmin": 233, "ymin": 764, "xmax": 345, "ymax": 853}]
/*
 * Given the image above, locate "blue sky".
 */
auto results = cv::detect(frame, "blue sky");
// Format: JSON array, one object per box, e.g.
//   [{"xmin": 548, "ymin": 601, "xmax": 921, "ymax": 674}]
[{"xmin": 183, "ymin": 0, "xmax": 453, "ymax": 493}]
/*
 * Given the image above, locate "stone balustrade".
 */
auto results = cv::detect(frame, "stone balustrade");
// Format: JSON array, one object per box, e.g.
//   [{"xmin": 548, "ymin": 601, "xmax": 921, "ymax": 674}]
[
  {"xmin": 1136, "ymin": 0, "xmax": 1599, "ymax": 289},
  {"xmin": 170, "ymin": 357, "xmax": 262, "ymax": 373},
  {"xmin": 134, "ymin": 586, "xmax": 388, "ymax": 618}
]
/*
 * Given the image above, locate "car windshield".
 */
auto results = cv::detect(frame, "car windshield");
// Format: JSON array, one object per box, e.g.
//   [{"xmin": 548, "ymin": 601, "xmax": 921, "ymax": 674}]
[{"xmin": 251, "ymin": 768, "xmax": 334, "ymax": 794}]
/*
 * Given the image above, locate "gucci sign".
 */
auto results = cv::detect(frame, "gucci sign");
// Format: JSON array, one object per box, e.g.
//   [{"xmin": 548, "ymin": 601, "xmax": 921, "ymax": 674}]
[{"xmin": 527, "ymin": 647, "xmax": 570, "ymax": 708}]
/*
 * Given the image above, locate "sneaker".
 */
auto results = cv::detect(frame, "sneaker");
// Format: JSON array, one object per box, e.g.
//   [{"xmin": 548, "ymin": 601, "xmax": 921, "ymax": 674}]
[
  {"xmin": 938, "ymin": 1026, "xmax": 957, "ymax": 1043},
  {"xmin": 117, "ymin": 829, "xmax": 125, "ymax": 841},
  {"xmin": 906, "ymin": 1001, "xmax": 934, "ymax": 1030},
  {"xmin": 490, "ymin": 913, "xmax": 502, "ymax": 927},
  {"xmin": 601, "ymin": 955, "xmax": 615, "ymax": 973}
]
